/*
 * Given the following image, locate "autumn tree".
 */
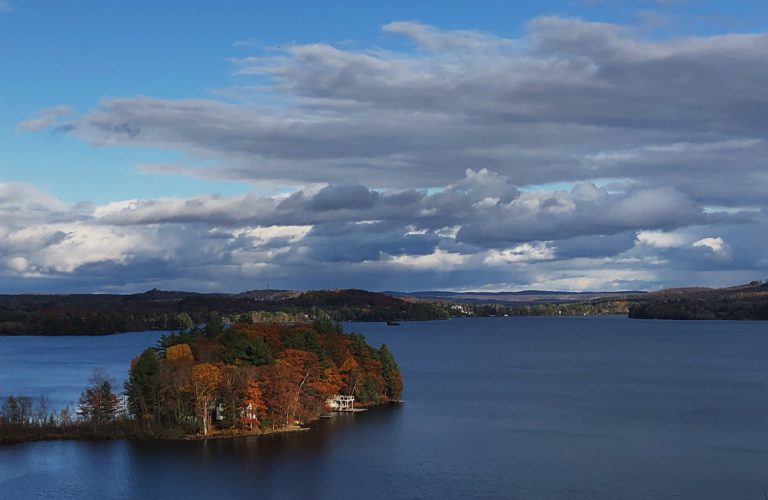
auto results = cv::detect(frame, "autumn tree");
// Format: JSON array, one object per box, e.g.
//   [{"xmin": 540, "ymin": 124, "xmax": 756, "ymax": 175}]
[
  {"xmin": 157, "ymin": 347, "xmax": 194, "ymax": 426},
  {"xmin": 241, "ymin": 380, "xmax": 267, "ymax": 431},
  {"xmin": 166, "ymin": 343, "xmax": 194, "ymax": 362},
  {"xmin": 186, "ymin": 363, "xmax": 222, "ymax": 436},
  {"xmin": 78, "ymin": 369, "xmax": 118, "ymax": 425},
  {"xmin": 259, "ymin": 361, "xmax": 301, "ymax": 429},
  {"xmin": 339, "ymin": 356, "xmax": 361, "ymax": 396},
  {"xmin": 279, "ymin": 349, "xmax": 333, "ymax": 424}
]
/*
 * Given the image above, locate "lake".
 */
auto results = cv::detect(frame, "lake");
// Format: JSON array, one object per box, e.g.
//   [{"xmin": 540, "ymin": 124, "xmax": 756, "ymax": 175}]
[{"xmin": 1, "ymin": 316, "xmax": 767, "ymax": 499}]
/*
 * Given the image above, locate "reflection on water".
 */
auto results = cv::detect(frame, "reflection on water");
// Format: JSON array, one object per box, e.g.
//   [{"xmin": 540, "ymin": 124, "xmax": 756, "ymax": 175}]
[
  {"xmin": 1, "ymin": 405, "xmax": 406, "ymax": 500},
  {"xmin": 2, "ymin": 317, "xmax": 768, "ymax": 499}
]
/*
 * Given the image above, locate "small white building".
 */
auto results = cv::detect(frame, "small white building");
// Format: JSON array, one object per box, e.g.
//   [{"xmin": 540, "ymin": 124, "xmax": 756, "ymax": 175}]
[{"xmin": 326, "ymin": 394, "xmax": 355, "ymax": 412}]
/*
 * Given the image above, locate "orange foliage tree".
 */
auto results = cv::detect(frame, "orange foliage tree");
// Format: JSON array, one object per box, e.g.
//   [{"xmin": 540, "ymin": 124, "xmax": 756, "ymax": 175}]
[{"xmin": 241, "ymin": 381, "xmax": 267, "ymax": 431}]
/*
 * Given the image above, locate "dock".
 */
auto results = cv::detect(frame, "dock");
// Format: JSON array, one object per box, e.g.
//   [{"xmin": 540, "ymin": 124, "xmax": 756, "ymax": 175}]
[{"xmin": 325, "ymin": 394, "xmax": 369, "ymax": 413}]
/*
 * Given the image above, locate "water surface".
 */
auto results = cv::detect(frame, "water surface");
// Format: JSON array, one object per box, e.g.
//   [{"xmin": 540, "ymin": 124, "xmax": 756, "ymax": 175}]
[{"xmin": 1, "ymin": 316, "xmax": 767, "ymax": 499}]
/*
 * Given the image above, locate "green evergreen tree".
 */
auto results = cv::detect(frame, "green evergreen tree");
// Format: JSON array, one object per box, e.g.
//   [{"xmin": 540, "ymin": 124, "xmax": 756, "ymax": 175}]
[
  {"xmin": 219, "ymin": 329, "xmax": 273, "ymax": 366},
  {"xmin": 378, "ymin": 344, "xmax": 401, "ymax": 399},
  {"xmin": 125, "ymin": 349, "xmax": 160, "ymax": 428}
]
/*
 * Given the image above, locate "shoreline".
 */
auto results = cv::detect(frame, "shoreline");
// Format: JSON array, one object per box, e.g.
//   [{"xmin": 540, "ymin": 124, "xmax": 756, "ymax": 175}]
[
  {"xmin": 170, "ymin": 425, "xmax": 309, "ymax": 441},
  {"xmin": 1, "ymin": 423, "xmax": 311, "ymax": 447},
  {"xmin": 0, "ymin": 401, "xmax": 403, "ymax": 447}
]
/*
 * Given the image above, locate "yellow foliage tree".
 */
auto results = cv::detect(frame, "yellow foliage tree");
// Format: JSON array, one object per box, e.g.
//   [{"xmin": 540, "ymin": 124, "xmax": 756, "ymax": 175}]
[
  {"xmin": 166, "ymin": 343, "xmax": 194, "ymax": 362},
  {"xmin": 186, "ymin": 363, "xmax": 222, "ymax": 436}
]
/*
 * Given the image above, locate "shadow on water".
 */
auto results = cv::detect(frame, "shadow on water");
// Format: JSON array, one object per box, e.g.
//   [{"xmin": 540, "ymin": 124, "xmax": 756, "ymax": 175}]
[
  {"xmin": 130, "ymin": 402, "xmax": 404, "ymax": 461},
  {"xmin": 118, "ymin": 404, "xmax": 405, "ymax": 498},
  {"xmin": 0, "ymin": 405, "xmax": 406, "ymax": 500}
]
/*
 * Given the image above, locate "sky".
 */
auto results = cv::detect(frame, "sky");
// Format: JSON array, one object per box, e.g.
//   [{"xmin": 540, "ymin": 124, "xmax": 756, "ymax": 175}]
[{"xmin": 2, "ymin": 0, "xmax": 768, "ymax": 293}]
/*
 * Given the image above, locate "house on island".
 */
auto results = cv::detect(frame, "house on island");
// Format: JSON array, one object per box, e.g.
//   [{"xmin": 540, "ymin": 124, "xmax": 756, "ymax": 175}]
[{"xmin": 326, "ymin": 394, "xmax": 355, "ymax": 412}]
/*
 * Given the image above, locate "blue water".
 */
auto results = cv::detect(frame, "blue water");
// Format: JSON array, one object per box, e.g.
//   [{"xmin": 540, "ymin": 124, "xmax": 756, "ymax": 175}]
[
  {"xmin": 0, "ymin": 331, "xmax": 166, "ymax": 411},
  {"xmin": 1, "ymin": 316, "xmax": 767, "ymax": 499}
]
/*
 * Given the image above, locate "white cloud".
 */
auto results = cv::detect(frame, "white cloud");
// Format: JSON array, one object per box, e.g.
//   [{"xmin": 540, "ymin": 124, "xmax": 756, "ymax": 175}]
[
  {"xmin": 1, "ymin": 171, "xmax": 761, "ymax": 293},
  {"xmin": 636, "ymin": 230, "xmax": 687, "ymax": 248},
  {"xmin": 384, "ymin": 249, "xmax": 469, "ymax": 270},
  {"xmin": 6, "ymin": 256, "xmax": 28, "ymax": 273},
  {"xmin": 692, "ymin": 236, "xmax": 727, "ymax": 254},
  {"xmin": 18, "ymin": 106, "xmax": 72, "ymax": 131},
  {"xmin": 482, "ymin": 243, "xmax": 555, "ymax": 265},
  {"xmin": 8, "ymin": 17, "xmax": 768, "ymax": 291}
]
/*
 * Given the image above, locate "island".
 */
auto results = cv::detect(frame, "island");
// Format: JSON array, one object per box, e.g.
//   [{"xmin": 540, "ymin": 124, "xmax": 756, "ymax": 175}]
[{"xmin": 0, "ymin": 319, "xmax": 403, "ymax": 443}]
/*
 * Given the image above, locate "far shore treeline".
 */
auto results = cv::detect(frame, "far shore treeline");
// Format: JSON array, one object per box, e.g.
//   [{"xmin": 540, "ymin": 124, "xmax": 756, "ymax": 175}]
[
  {"xmin": 0, "ymin": 289, "xmax": 448, "ymax": 335},
  {"xmin": 1, "ymin": 281, "xmax": 766, "ymax": 337},
  {"xmin": 0, "ymin": 318, "xmax": 403, "ymax": 444}
]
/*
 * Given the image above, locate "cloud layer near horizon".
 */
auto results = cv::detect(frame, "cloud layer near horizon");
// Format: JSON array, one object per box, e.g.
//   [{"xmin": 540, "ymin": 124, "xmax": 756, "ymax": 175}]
[{"xmin": 8, "ymin": 17, "xmax": 768, "ymax": 292}]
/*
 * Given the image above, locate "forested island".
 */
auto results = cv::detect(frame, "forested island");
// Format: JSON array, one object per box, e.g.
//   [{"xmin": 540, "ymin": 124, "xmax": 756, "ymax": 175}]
[{"xmin": 0, "ymin": 318, "xmax": 402, "ymax": 444}]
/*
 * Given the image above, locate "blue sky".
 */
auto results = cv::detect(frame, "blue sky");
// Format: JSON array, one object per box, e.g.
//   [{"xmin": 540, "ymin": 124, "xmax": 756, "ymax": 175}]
[{"xmin": 2, "ymin": 0, "xmax": 768, "ymax": 292}]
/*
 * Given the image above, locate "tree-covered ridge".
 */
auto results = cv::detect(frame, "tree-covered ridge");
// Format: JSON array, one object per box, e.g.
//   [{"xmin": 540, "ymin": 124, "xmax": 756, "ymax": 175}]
[
  {"xmin": 0, "ymin": 289, "xmax": 448, "ymax": 335},
  {"xmin": 125, "ymin": 319, "xmax": 403, "ymax": 437},
  {"xmin": 628, "ymin": 281, "xmax": 768, "ymax": 320}
]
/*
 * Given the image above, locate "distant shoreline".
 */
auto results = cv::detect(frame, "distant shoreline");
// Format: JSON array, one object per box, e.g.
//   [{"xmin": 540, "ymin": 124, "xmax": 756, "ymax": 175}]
[{"xmin": 2, "ymin": 282, "xmax": 765, "ymax": 337}]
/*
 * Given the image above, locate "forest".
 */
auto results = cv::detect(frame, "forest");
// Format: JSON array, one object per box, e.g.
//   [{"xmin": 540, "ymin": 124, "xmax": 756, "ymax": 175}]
[
  {"xmin": 0, "ymin": 288, "xmax": 449, "ymax": 335},
  {"xmin": 459, "ymin": 299, "xmax": 631, "ymax": 318},
  {"xmin": 0, "ymin": 319, "xmax": 403, "ymax": 443},
  {"xmin": 628, "ymin": 281, "xmax": 768, "ymax": 320}
]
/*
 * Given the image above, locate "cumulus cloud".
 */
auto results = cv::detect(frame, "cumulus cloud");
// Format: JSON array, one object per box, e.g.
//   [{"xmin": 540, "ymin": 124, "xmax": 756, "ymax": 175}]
[
  {"xmin": 692, "ymin": 236, "xmax": 727, "ymax": 254},
  {"xmin": 9, "ymin": 17, "xmax": 768, "ymax": 291},
  {"xmin": 0, "ymin": 170, "xmax": 761, "ymax": 293}
]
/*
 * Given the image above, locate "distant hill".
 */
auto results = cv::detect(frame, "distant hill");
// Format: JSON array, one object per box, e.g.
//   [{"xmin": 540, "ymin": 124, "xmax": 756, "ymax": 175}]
[
  {"xmin": 628, "ymin": 281, "xmax": 768, "ymax": 320},
  {"xmin": 0, "ymin": 289, "xmax": 448, "ymax": 335},
  {"xmin": 5, "ymin": 281, "xmax": 761, "ymax": 335},
  {"xmin": 385, "ymin": 289, "xmax": 646, "ymax": 305}
]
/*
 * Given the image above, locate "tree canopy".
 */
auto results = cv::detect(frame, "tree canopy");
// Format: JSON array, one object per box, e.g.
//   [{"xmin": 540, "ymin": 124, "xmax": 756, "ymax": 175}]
[{"xmin": 125, "ymin": 320, "xmax": 403, "ymax": 437}]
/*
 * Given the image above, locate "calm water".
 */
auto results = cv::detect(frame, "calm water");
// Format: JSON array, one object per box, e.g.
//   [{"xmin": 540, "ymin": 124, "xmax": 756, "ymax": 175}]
[{"xmin": 1, "ymin": 316, "xmax": 767, "ymax": 499}]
